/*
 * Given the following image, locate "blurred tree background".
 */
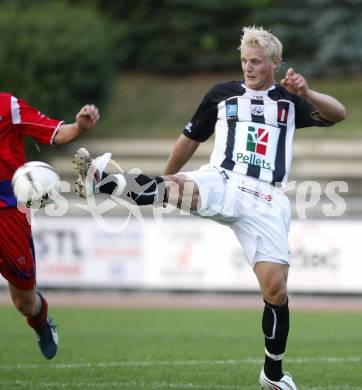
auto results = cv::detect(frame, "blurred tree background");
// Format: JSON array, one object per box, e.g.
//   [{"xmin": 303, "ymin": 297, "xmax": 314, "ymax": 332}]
[
  {"xmin": 0, "ymin": 0, "xmax": 361, "ymax": 140},
  {"xmin": 0, "ymin": 1, "xmax": 116, "ymax": 123},
  {"xmin": 67, "ymin": 0, "xmax": 362, "ymax": 76}
]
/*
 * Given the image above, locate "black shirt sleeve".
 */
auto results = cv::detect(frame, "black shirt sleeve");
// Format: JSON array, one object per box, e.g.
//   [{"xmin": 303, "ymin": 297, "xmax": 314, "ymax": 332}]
[
  {"xmin": 183, "ymin": 87, "xmax": 219, "ymax": 142},
  {"xmin": 294, "ymin": 94, "xmax": 334, "ymax": 129}
]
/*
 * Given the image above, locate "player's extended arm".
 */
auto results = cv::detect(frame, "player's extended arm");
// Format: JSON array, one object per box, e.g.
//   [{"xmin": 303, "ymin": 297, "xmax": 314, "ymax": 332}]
[
  {"xmin": 281, "ymin": 68, "xmax": 346, "ymax": 123},
  {"xmin": 53, "ymin": 104, "xmax": 100, "ymax": 145},
  {"xmin": 303, "ymin": 89, "xmax": 347, "ymax": 123},
  {"xmin": 163, "ymin": 134, "xmax": 200, "ymax": 175}
]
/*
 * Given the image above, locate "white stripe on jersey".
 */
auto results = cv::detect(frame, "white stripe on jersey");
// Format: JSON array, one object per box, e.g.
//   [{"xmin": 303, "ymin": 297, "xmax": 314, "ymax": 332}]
[
  {"xmin": 11, "ymin": 96, "xmax": 21, "ymax": 124},
  {"xmin": 255, "ymin": 97, "xmax": 275, "ymax": 183},
  {"xmin": 283, "ymin": 99, "xmax": 296, "ymax": 183}
]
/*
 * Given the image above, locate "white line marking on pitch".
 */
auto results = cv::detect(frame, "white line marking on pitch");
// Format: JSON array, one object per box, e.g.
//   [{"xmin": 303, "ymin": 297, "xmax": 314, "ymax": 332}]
[
  {"xmin": 1, "ymin": 381, "xmax": 362, "ymax": 390},
  {"xmin": 0, "ymin": 381, "xmax": 243, "ymax": 389},
  {"xmin": 0, "ymin": 357, "xmax": 359, "ymax": 371},
  {"xmin": 304, "ymin": 388, "xmax": 362, "ymax": 390}
]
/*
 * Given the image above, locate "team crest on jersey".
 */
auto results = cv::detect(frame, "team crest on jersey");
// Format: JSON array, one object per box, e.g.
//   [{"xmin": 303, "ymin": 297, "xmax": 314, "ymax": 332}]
[
  {"xmin": 17, "ymin": 256, "xmax": 27, "ymax": 265},
  {"xmin": 251, "ymin": 104, "xmax": 264, "ymax": 116},
  {"xmin": 226, "ymin": 104, "xmax": 238, "ymax": 118}
]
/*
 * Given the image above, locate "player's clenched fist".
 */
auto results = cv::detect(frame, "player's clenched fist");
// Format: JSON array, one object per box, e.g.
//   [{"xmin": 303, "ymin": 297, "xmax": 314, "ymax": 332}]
[
  {"xmin": 280, "ymin": 68, "xmax": 308, "ymax": 97},
  {"xmin": 76, "ymin": 104, "xmax": 100, "ymax": 131}
]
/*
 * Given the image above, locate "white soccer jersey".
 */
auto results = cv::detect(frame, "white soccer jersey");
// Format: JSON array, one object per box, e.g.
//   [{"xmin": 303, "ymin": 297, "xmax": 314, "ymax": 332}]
[{"xmin": 184, "ymin": 82, "xmax": 333, "ymax": 185}]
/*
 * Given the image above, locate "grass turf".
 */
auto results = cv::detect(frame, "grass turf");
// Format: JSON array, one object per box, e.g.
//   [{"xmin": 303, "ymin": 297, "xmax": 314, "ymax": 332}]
[{"xmin": 0, "ymin": 306, "xmax": 361, "ymax": 389}]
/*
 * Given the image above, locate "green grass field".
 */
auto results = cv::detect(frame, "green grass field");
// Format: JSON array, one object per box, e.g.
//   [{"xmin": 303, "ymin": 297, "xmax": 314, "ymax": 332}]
[{"xmin": 1, "ymin": 306, "xmax": 361, "ymax": 389}]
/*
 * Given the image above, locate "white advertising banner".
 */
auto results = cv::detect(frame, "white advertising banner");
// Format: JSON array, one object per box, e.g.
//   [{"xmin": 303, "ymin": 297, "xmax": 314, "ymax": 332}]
[
  {"xmin": 288, "ymin": 220, "xmax": 362, "ymax": 293},
  {"xmin": 144, "ymin": 217, "xmax": 255, "ymax": 290},
  {"xmin": 32, "ymin": 217, "xmax": 146, "ymax": 288},
  {"xmin": 144, "ymin": 219, "xmax": 362, "ymax": 293},
  {"xmin": 1, "ymin": 215, "xmax": 361, "ymax": 292}
]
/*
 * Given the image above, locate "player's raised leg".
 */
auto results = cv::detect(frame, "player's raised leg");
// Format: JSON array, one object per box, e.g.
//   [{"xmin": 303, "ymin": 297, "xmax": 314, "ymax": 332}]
[
  {"xmin": 8, "ymin": 284, "xmax": 58, "ymax": 359},
  {"xmin": 73, "ymin": 147, "xmax": 200, "ymax": 211},
  {"xmin": 254, "ymin": 261, "xmax": 297, "ymax": 390},
  {"xmin": 73, "ymin": 147, "xmax": 112, "ymax": 199}
]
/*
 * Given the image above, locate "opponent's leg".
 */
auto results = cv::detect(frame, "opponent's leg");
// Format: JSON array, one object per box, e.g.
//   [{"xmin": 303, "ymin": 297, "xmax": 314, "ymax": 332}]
[
  {"xmin": 254, "ymin": 261, "xmax": 297, "ymax": 389},
  {"xmin": 8, "ymin": 284, "xmax": 58, "ymax": 359},
  {"xmin": 0, "ymin": 207, "xmax": 58, "ymax": 359}
]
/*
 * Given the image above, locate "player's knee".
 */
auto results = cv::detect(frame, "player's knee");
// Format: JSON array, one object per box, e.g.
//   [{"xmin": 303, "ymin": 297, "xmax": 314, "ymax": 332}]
[
  {"xmin": 263, "ymin": 283, "xmax": 288, "ymax": 306},
  {"xmin": 164, "ymin": 175, "xmax": 182, "ymax": 188},
  {"xmin": 164, "ymin": 175, "xmax": 184, "ymax": 201},
  {"xmin": 168, "ymin": 175, "xmax": 198, "ymax": 196}
]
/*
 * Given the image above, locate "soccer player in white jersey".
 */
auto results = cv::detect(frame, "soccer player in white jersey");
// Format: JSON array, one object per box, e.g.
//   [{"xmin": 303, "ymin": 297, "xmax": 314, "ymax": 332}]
[{"xmin": 74, "ymin": 26, "xmax": 346, "ymax": 389}]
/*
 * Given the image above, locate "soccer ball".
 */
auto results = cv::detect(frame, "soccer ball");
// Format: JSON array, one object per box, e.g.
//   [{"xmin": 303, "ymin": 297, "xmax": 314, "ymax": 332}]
[{"xmin": 12, "ymin": 161, "xmax": 61, "ymax": 209}]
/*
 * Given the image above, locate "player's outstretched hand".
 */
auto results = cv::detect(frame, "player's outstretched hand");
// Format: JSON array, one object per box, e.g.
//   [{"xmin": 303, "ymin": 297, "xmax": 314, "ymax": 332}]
[
  {"xmin": 280, "ymin": 68, "xmax": 308, "ymax": 97},
  {"xmin": 76, "ymin": 104, "xmax": 100, "ymax": 132}
]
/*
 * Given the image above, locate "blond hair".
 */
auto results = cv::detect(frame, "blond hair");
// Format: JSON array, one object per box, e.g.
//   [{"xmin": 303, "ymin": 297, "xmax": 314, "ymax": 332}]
[{"xmin": 239, "ymin": 26, "xmax": 283, "ymax": 63}]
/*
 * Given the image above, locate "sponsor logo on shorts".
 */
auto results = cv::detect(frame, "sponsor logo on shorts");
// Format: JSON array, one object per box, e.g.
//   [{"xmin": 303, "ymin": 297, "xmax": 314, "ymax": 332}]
[
  {"xmin": 238, "ymin": 186, "xmax": 272, "ymax": 201},
  {"xmin": 219, "ymin": 170, "xmax": 230, "ymax": 183}
]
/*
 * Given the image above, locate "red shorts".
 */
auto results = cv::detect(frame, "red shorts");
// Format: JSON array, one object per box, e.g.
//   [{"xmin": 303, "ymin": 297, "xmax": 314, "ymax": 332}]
[{"xmin": 0, "ymin": 207, "xmax": 36, "ymax": 290}]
